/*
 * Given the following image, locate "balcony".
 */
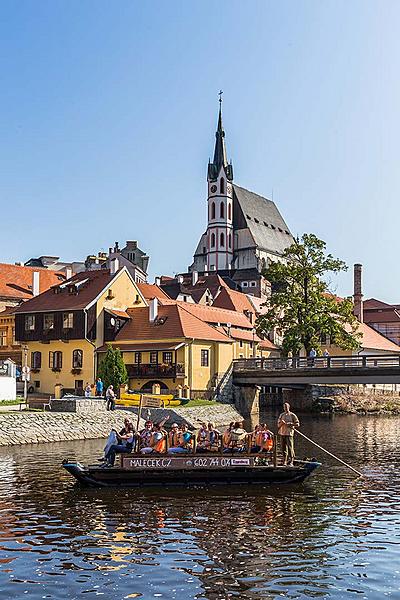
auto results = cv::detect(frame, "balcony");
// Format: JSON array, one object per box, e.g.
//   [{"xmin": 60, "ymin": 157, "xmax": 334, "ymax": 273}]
[{"xmin": 126, "ymin": 363, "xmax": 185, "ymax": 379}]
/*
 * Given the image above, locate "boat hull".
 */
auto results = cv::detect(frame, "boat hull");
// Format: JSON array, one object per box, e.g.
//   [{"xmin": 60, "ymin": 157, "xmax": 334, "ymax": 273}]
[{"xmin": 62, "ymin": 459, "xmax": 321, "ymax": 488}]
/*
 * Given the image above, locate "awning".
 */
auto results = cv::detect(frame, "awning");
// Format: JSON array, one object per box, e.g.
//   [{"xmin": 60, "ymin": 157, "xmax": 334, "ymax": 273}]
[{"xmin": 96, "ymin": 342, "xmax": 185, "ymax": 353}]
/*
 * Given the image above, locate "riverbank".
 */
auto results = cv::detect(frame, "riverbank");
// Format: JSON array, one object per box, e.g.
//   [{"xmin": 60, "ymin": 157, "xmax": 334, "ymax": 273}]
[
  {"xmin": 317, "ymin": 392, "xmax": 400, "ymax": 414},
  {"xmin": 0, "ymin": 403, "xmax": 243, "ymax": 446}
]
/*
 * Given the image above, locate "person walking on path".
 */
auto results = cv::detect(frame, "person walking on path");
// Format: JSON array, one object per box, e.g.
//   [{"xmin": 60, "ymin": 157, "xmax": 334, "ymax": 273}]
[
  {"xmin": 106, "ymin": 385, "xmax": 116, "ymax": 411},
  {"xmin": 96, "ymin": 377, "xmax": 104, "ymax": 397},
  {"xmin": 84, "ymin": 382, "xmax": 91, "ymax": 397},
  {"xmin": 309, "ymin": 347, "xmax": 317, "ymax": 367},
  {"xmin": 277, "ymin": 402, "xmax": 300, "ymax": 466}
]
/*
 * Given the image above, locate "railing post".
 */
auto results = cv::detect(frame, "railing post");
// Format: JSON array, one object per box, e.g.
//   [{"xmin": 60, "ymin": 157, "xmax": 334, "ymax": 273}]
[
  {"xmin": 362, "ymin": 355, "xmax": 367, "ymax": 368},
  {"xmin": 327, "ymin": 356, "xmax": 331, "ymax": 368}
]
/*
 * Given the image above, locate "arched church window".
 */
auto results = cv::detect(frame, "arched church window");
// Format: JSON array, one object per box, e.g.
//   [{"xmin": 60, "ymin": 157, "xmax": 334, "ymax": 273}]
[
  {"xmin": 228, "ymin": 234, "xmax": 232, "ymax": 248},
  {"xmin": 220, "ymin": 202, "xmax": 224, "ymax": 219},
  {"xmin": 211, "ymin": 202, "xmax": 215, "ymax": 220},
  {"xmin": 228, "ymin": 203, "xmax": 231, "ymax": 220},
  {"xmin": 220, "ymin": 233, "xmax": 225, "ymax": 247},
  {"xmin": 220, "ymin": 178, "xmax": 225, "ymax": 194},
  {"xmin": 211, "ymin": 233, "xmax": 215, "ymax": 247}
]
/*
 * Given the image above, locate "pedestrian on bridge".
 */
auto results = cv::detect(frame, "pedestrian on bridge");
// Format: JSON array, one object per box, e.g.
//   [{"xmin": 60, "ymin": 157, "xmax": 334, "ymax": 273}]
[{"xmin": 277, "ymin": 402, "xmax": 300, "ymax": 466}]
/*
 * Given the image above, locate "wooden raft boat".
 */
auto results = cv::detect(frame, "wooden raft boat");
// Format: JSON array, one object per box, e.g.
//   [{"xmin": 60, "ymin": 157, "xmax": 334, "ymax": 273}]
[{"xmin": 62, "ymin": 454, "xmax": 321, "ymax": 488}]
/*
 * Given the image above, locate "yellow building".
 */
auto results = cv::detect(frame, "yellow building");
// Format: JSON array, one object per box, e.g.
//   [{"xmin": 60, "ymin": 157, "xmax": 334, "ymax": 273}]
[
  {"xmin": 14, "ymin": 264, "xmax": 146, "ymax": 394},
  {"xmin": 0, "ymin": 307, "xmax": 19, "ymax": 363},
  {"xmin": 98, "ymin": 297, "xmax": 276, "ymax": 397}
]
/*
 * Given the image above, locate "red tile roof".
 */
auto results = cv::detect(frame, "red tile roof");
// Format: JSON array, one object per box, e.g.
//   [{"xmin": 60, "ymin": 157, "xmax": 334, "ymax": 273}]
[
  {"xmin": 0, "ymin": 263, "xmax": 65, "ymax": 302},
  {"xmin": 215, "ymin": 325, "xmax": 277, "ymax": 349},
  {"xmin": 166, "ymin": 301, "xmax": 253, "ymax": 328},
  {"xmin": 13, "ymin": 269, "xmax": 115, "ymax": 313},
  {"xmin": 115, "ymin": 305, "xmax": 232, "ymax": 343},
  {"xmin": 137, "ymin": 283, "xmax": 171, "ymax": 303},
  {"xmin": 212, "ymin": 287, "xmax": 255, "ymax": 314},
  {"xmin": 357, "ymin": 322, "xmax": 400, "ymax": 352}
]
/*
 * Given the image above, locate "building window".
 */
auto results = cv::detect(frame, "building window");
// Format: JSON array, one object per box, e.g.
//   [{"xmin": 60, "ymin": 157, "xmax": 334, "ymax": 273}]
[
  {"xmin": 228, "ymin": 203, "xmax": 232, "ymax": 220},
  {"xmin": 43, "ymin": 313, "xmax": 54, "ymax": 330},
  {"xmin": 12, "ymin": 328, "xmax": 16, "ymax": 344},
  {"xmin": 201, "ymin": 349, "xmax": 209, "ymax": 367},
  {"xmin": 239, "ymin": 340, "xmax": 243, "ymax": 348},
  {"xmin": 49, "ymin": 351, "xmax": 62, "ymax": 369},
  {"xmin": 220, "ymin": 178, "xmax": 225, "ymax": 194},
  {"xmin": 228, "ymin": 233, "xmax": 232, "ymax": 248},
  {"xmin": 25, "ymin": 315, "xmax": 35, "ymax": 331},
  {"xmin": 220, "ymin": 232, "xmax": 225, "ymax": 247},
  {"xmin": 35, "ymin": 380, "xmax": 40, "ymax": 388},
  {"xmin": 75, "ymin": 380, "xmax": 83, "ymax": 391},
  {"xmin": 0, "ymin": 329, "xmax": 6, "ymax": 347},
  {"xmin": 134, "ymin": 352, "xmax": 142, "ymax": 364},
  {"xmin": 163, "ymin": 351, "xmax": 173, "ymax": 365},
  {"xmin": 211, "ymin": 202, "xmax": 216, "ymax": 219},
  {"xmin": 150, "ymin": 351, "xmax": 158, "ymax": 364},
  {"xmin": 220, "ymin": 202, "xmax": 224, "ymax": 218},
  {"xmin": 31, "ymin": 351, "xmax": 42, "ymax": 369},
  {"xmin": 211, "ymin": 233, "xmax": 215, "ymax": 247},
  {"xmin": 242, "ymin": 282, "xmax": 248, "ymax": 288},
  {"xmin": 249, "ymin": 281, "xmax": 257, "ymax": 287},
  {"xmin": 72, "ymin": 349, "xmax": 83, "ymax": 369},
  {"xmin": 63, "ymin": 312, "xmax": 74, "ymax": 329}
]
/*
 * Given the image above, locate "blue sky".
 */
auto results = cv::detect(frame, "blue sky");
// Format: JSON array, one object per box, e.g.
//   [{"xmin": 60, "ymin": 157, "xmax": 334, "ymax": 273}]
[{"xmin": 1, "ymin": 1, "xmax": 399, "ymax": 301}]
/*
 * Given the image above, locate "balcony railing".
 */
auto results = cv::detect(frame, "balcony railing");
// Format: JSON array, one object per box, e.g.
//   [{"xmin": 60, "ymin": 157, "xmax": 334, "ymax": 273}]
[{"xmin": 126, "ymin": 363, "xmax": 185, "ymax": 378}]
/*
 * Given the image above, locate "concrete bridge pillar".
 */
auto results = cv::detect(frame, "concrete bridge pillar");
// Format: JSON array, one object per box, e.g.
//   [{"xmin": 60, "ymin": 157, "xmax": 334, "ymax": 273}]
[{"xmin": 234, "ymin": 385, "xmax": 260, "ymax": 418}]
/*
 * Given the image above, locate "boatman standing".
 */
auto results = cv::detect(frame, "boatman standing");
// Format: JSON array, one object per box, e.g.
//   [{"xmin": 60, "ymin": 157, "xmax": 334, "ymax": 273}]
[{"xmin": 277, "ymin": 402, "xmax": 300, "ymax": 466}]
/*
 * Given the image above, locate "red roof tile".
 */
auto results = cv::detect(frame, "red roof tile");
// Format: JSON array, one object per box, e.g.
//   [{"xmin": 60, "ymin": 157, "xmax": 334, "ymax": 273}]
[
  {"xmin": 166, "ymin": 301, "xmax": 252, "ymax": 328},
  {"xmin": 137, "ymin": 283, "xmax": 171, "ymax": 303},
  {"xmin": 13, "ymin": 269, "xmax": 115, "ymax": 313},
  {"xmin": 116, "ymin": 305, "xmax": 232, "ymax": 343},
  {"xmin": 0, "ymin": 263, "xmax": 65, "ymax": 302},
  {"xmin": 212, "ymin": 287, "xmax": 255, "ymax": 314}
]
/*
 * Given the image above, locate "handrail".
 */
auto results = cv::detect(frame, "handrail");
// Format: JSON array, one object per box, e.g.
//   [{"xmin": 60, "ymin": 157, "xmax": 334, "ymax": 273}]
[{"xmin": 233, "ymin": 354, "xmax": 400, "ymax": 372}]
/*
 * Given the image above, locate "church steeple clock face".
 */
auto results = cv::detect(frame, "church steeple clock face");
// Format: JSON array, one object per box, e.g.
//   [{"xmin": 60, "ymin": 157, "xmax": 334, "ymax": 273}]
[{"xmin": 210, "ymin": 184, "xmax": 217, "ymax": 193}]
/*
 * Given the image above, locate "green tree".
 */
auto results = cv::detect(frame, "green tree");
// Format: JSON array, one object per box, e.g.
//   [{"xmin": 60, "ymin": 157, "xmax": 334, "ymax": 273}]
[
  {"xmin": 257, "ymin": 233, "xmax": 361, "ymax": 356},
  {"xmin": 97, "ymin": 344, "xmax": 127, "ymax": 397}
]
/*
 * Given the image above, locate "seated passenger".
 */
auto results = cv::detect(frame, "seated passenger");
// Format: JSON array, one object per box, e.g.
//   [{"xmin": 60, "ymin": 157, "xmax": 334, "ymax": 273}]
[
  {"xmin": 250, "ymin": 424, "xmax": 262, "ymax": 453},
  {"xmin": 222, "ymin": 422, "xmax": 234, "ymax": 451},
  {"xmin": 168, "ymin": 423, "xmax": 193, "ymax": 454},
  {"xmin": 259, "ymin": 423, "xmax": 274, "ymax": 453},
  {"xmin": 100, "ymin": 417, "xmax": 134, "ymax": 461},
  {"xmin": 227, "ymin": 421, "xmax": 248, "ymax": 453},
  {"xmin": 103, "ymin": 422, "xmax": 135, "ymax": 467},
  {"xmin": 139, "ymin": 420, "xmax": 154, "ymax": 451},
  {"xmin": 141, "ymin": 422, "xmax": 167, "ymax": 454},
  {"xmin": 168, "ymin": 423, "xmax": 180, "ymax": 449},
  {"xmin": 196, "ymin": 422, "xmax": 209, "ymax": 453},
  {"xmin": 207, "ymin": 422, "xmax": 221, "ymax": 452}
]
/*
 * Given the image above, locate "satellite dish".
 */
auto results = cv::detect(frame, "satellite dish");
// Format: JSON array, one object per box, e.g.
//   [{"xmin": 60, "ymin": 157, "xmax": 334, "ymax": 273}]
[{"xmin": 110, "ymin": 317, "xmax": 116, "ymax": 326}]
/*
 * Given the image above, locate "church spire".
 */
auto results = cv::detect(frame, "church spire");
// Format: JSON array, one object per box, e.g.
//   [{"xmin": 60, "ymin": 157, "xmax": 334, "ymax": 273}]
[{"xmin": 208, "ymin": 92, "xmax": 233, "ymax": 181}]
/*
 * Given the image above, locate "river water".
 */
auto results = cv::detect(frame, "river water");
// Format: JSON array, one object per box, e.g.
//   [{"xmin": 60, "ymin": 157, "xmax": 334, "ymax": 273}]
[{"xmin": 0, "ymin": 412, "xmax": 399, "ymax": 599}]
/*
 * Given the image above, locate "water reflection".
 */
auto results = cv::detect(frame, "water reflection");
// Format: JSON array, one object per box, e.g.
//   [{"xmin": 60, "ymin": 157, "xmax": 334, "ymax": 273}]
[{"xmin": 0, "ymin": 414, "xmax": 399, "ymax": 598}]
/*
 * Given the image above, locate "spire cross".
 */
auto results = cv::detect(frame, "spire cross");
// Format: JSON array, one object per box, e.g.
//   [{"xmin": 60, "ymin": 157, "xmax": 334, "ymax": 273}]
[{"xmin": 218, "ymin": 90, "xmax": 223, "ymax": 105}]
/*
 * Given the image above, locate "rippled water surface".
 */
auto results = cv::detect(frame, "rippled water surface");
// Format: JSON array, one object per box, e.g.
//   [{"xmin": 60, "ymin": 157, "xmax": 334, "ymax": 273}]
[{"xmin": 0, "ymin": 412, "xmax": 400, "ymax": 599}]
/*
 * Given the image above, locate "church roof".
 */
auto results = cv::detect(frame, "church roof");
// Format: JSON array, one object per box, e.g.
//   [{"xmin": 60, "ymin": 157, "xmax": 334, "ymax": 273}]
[{"xmin": 233, "ymin": 184, "xmax": 294, "ymax": 255}]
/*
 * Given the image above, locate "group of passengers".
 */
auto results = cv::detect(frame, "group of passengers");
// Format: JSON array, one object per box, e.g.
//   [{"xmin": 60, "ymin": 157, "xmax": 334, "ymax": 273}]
[{"xmin": 100, "ymin": 417, "xmax": 276, "ymax": 467}]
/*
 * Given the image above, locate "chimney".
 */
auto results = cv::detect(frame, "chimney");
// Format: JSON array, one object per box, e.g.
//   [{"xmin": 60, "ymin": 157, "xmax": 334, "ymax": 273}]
[
  {"xmin": 149, "ymin": 297, "xmax": 158, "ymax": 322},
  {"xmin": 353, "ymin": 263, "xmax": 363, "ymax": 323},
  {"xmin": 32, "ymin": 271, "xmax": 40, "ymax": 296},
  {"xmin": 155, "ymin": 276, "xmax": 161, "ymax": 286},
  {"xmin": 65, "ymin": 267, "xmax": 72, "ymax": 280},
  {"xmin": 109, "ymin": 247, "xmax": 113, "ymax": 255},
  {"xmin": 110, "ymin": 257, "xmax": 119, "ymax": 275},
  {"xmin": 192, "ymin": 270, "xmax": 198, "ymax": 286},
  {"xmin": 177, "ymin": 275, "xmax": 184, "ymax": 284}
]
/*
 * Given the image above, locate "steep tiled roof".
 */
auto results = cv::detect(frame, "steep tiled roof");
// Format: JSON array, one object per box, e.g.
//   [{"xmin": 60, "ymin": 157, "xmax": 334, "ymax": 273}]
[
  {"xmin": 215, "ymin": 325, "xmax": 276, "ymax": 349},
  {"xmin": 116, "ymin": 305, "xmax": 232, "ymax": 343},
  {"xmin": 358, "ymin": 322, "xmax": 400, "ymax": 352},
  {"xmin": 137, "ymin": 283, "xmax": 170, "ymax": 303},
  {"xmin": 212, "ymin": 287, "xmax": 255, "ymax": 315},
  {"xmin": 0, "ymin": 263, "xmax": 65, "ymax": 302},
  {"xmin": 13, "ymin": 269, "xmax": 115, "ymax": 313},
  {"xmin": 166, "ymin": 300, "xmax": 252, "ymax": 328}
]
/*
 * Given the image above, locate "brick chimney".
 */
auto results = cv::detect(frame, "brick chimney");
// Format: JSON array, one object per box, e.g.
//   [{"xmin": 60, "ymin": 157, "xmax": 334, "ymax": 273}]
[
  {"xmin": 110, "ymin": 257, "xmax": 119, "ymax": 275},
  {"xmin": 32, "ymin": 271, "xmax": 40, "ymax": 296},
  {"xmin": 353, "ymin": 263, "xmax": 363, "ymax": 323}
]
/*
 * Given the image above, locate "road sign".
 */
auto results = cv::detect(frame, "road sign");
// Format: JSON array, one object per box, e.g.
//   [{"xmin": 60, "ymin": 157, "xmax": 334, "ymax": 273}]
[
  {"xmin": 22, "ymin": 366, "xmax": 30, "ymax": 375},
  {"xmin": 141, "ymin": 396, "xmax": 163, "ymax": 408}
]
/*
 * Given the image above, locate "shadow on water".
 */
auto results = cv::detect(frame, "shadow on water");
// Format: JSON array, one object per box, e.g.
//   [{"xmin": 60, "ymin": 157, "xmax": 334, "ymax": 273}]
[{"xmin": 0, "ymin": 413, "xmax": 400, "ymax": 598}]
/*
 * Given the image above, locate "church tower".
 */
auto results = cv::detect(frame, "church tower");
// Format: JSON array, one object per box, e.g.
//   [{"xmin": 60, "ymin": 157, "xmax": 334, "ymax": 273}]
[{"xmin": 205, "ymin": 99, "xmax": 234, "ymax": 271}]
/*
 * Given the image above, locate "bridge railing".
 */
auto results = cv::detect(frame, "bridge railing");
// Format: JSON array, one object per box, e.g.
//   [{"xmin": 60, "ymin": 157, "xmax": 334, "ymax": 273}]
[{"xmin": 233, "ymin": 354, "xmax": 400, "ymax": 372}]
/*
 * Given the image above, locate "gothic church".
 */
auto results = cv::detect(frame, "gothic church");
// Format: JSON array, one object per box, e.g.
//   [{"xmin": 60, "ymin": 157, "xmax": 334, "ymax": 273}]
[{"xmin": 189, "ymin": 103, "xmax": 293, "ymax": 297}]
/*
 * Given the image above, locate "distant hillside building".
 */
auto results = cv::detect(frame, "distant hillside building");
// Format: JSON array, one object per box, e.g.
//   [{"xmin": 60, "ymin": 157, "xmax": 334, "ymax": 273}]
[{"xmin": 189, "ymin": 103, "xmax": 293, "ymax": 296}]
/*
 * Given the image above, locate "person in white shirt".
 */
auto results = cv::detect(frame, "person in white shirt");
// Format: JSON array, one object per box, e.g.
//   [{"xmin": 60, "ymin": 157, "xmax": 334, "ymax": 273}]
[{"xmin": 277, "ymin": 403, "xmax": 300, "ymax": 466}]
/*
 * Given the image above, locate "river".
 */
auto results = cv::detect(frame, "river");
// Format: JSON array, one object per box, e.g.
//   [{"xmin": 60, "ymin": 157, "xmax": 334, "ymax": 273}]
[{"xmin": 0, "ymin": 412, "xmax": 399, "ymax": 599}]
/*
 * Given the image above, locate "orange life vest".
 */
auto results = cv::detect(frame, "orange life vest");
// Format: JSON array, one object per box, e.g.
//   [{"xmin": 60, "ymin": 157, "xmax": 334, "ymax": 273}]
[
  {"xmin": 153, "ymin": 432, "xmax": 166, "ymax": 453},
  {"xmin": 168, "ymin": 431, "xmax": 180, "ymax": 447},
  {"xmin": 222, "ymin": 430, "xmax": 231, "ymax": 448}
]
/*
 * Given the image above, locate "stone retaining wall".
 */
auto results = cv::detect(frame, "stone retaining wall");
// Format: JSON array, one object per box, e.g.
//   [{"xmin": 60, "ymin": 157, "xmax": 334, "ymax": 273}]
[{"xmin": 0, "ymin": 403, "xmax": 244, "ymax": 446}]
